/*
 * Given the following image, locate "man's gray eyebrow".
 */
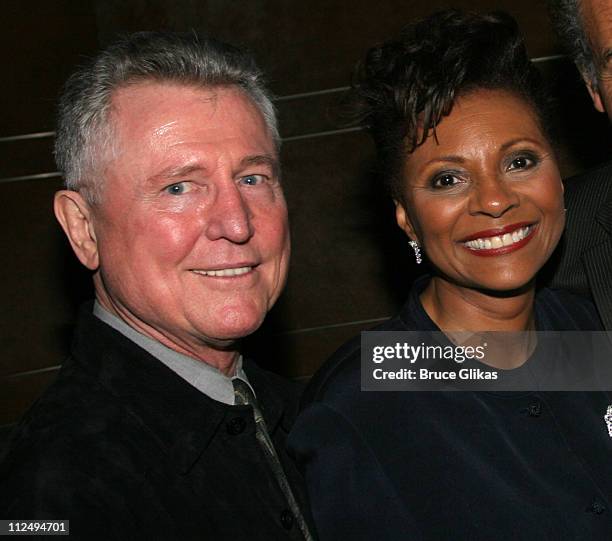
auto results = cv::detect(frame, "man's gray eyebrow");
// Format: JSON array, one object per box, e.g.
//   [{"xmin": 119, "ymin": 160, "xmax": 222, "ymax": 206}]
[
  {"xmin": 239, "ymin": 155, "xmax": 280, "ymax": 175},
  {"xmin": 148, "ymin": 164, "xmax": 205, "ymax": 183},
  {"xmin": 147, "ymin": 155, "xmax": 279, "ymax": 184}
]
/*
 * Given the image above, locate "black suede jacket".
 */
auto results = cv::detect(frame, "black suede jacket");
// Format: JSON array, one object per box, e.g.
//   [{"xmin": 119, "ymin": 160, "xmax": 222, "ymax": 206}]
[{"xmin": 0, "ymin": 306, "xmax": 311, "ymax": 541}]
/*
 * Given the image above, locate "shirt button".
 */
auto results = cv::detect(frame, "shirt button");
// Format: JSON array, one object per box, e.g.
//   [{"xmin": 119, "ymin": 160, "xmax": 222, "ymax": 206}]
[
  {"xmin": 226, "ymin": 417, "xmax": 246, "ymax": 435},
  {"xmin": 588, "ymin": 498, "xmax": 606, "ymax": 515},
  {"xmin": 526, "ymin": 402, "xmax": 542, "ymax": 417},
  {"xmin": 280, "ymin": 509, "xmax": 294, "ymax": 530}
]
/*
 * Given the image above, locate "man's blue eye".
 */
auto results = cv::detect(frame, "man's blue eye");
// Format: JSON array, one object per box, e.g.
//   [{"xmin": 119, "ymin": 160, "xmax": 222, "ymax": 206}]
[
  {"xmin": 166, "ymin": 182, "xmax": 187, "ymax": 195},
  {"xmin": 241, "ymin": 175, "xmax": 264, "ymax": 186}
]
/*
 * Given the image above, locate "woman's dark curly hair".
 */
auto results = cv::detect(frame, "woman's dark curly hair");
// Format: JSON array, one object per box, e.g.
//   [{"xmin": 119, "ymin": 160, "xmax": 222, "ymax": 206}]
[{"xmin": 350, "ymin": 9, "xmax": 552, "ymax": 201}]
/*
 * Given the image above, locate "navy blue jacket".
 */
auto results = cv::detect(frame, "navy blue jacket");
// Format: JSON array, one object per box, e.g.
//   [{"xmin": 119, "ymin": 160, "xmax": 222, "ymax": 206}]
[{"xmin": 289, "ymin": 278, "xmax": 612, "ymax": 540}]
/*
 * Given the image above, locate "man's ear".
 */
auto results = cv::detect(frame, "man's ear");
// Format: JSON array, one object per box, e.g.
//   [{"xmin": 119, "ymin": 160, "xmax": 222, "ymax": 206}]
[
  {"xmin": 583, "ymin": 74, "xmax": 606, "ymax": 113},
  {"xmin": 394, "ymin": 199, "xmax": 417, "ymax": 241},
  {"xmin": 54, "ymin": 190, "xmax": 100, "ymax": 270}
]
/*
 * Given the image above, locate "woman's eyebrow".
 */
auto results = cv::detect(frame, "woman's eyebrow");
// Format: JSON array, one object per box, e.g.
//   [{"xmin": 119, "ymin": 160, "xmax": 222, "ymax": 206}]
[
  {"xmin": 499, "ymin": 137, "xmax": 542, "ymax": 152},
  {"xmin": 422, "ymin": 156, "xmax": 466, "ymax": 167}
]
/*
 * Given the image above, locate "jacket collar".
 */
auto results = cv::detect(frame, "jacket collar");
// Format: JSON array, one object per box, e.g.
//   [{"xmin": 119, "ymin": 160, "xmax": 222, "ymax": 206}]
[
  {"xmin": 596, "ymin": 193, "xmax": 612, "ymax": 235},
  {"xmin": 69, "ymin": 306, "xmax": 290, "ymax": 474},
  {"xmin": 583, "ymin": 240, "xmax": 612, "ymax": 330},
  {"xmin": 583, "ymin": 193, "xmax": 612, "ymax": 329}
]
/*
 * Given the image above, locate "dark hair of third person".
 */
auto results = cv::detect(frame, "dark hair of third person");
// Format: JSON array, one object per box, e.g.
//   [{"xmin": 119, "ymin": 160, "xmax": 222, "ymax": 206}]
[{"xmin": 349, "ymin": 9, "xmax": 553, "ymax": 202}]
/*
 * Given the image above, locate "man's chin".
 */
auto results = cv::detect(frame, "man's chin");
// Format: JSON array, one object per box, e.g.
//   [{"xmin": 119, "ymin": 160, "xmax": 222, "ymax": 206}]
[{"xmin": 199, "ymin": 319, "xmax": 265, "ymax": 349}]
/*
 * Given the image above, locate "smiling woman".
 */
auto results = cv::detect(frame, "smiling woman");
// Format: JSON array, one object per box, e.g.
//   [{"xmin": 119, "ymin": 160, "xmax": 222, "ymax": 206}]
[
  {"xmin": 397, "ymin": 89, "xmax": 566, "ymax": 312},
  {"xmin": 288, "ymin": 9, "xmax": 612, "ymax": 541}
]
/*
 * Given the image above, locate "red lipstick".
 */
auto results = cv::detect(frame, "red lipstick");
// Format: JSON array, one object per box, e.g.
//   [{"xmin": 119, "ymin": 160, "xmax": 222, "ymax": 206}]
[
  {"xmin": 460, "ymin": 221, "xmax": 534, "ymax": 242},
  {"xmin": 460, "ymin": 223, "xmax": 537, "ymax": 257}
]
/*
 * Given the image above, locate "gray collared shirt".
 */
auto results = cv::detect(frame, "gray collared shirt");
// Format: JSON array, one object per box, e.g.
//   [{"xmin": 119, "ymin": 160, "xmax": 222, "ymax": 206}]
[{"xmin": 93, "ymin": 302, "xmax": 255, "ymax": 405}]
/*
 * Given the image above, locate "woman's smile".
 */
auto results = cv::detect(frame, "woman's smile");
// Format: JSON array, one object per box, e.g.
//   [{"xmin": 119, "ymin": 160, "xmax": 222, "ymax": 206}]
[{"xmin": 459, "ymin": 222, "xmax": 537, "ymax": 256}]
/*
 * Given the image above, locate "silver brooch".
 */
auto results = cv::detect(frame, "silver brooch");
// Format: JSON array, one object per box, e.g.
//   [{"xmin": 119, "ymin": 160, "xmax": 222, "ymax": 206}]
[{"xmin": 604, "ymin": 405, "xmax": 612, "ymax": 437}]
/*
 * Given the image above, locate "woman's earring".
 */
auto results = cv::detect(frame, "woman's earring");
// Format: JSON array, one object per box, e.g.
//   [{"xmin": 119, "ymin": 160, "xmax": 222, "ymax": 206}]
[{"xmin": 409, "ymin": 240, "xmax": 422, "ymax": 264}]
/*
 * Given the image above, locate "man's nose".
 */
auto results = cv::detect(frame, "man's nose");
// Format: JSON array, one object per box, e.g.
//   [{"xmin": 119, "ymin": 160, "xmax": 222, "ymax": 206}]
[
  {"xmin": 467, "ymin": 175, "xmax": 520, "ymax": 218},
  {"xmin": 205, "ymin": 182, "xmax": 254, "ymax": 243}
]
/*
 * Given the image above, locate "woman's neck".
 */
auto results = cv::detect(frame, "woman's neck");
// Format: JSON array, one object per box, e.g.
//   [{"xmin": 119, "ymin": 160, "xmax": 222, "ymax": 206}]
[{"xmin": 421, "ymin": 276, "xmax": 536, "ymax": 333}]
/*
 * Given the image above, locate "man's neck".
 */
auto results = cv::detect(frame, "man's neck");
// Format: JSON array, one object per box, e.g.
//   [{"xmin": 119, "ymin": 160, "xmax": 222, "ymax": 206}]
[{"xmin": 95, "ymin": 294, "xmax": 240, "ymax": 376}]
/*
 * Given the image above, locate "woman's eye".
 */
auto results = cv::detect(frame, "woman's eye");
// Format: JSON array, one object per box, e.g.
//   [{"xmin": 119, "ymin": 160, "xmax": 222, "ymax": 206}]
[
  {"xmin": 240, "ymin": 174, "xmax": 266, "ymax": 186},
  {"xmin": 507, "ymin": 155, "xmax": 535, "ymax": 171},
  {"xmin": 165, "ymin": 182, "xmax": 190, "ymax": 195},
  {"xmin": 432, "ymin": 174, "xmax": 460, "ymax": 189}
]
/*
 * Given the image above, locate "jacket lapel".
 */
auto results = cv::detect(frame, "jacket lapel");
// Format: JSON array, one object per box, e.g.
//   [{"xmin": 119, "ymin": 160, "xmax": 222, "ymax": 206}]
[
  {"xmin": 597, "ymin": 196, "xmax": 612, "ymax": 235},
  {"xmin": 583, "ymin": 198, "xmax": 612, "ymax": 330}
]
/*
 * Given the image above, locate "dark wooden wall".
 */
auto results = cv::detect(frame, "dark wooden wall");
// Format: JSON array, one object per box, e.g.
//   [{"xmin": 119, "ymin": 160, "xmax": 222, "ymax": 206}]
[{"xmin": 2, "ymin": 0, "xmax": 611, "ymax": 434}]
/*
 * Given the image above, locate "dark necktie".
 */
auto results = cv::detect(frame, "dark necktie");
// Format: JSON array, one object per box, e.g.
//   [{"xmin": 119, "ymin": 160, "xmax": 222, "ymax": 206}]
[{"xmin": 232, "ymin": 378, "xmax": 313, "ymax": 541}]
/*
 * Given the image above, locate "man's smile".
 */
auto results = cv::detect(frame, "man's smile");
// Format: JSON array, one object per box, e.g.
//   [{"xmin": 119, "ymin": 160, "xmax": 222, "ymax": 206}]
[{"xmin": 191, "ymin": 265, "xmax": 255, "ymax": 277}]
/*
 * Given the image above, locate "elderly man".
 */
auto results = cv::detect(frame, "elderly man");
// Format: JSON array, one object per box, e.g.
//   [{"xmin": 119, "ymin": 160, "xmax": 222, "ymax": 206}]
[
  {"xmin": 0, "ymin": 32, "xmax": 312, "ymax": 540},
  {"xmin": 548, "ymin": 0, "xmax": 612, "ymax": 329}
]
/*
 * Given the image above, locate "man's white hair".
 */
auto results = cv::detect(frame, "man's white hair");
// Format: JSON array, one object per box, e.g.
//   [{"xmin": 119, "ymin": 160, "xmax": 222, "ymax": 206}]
[{"xmin": 54, "ymin": 31, "xmax": 279, "ymax": 203}]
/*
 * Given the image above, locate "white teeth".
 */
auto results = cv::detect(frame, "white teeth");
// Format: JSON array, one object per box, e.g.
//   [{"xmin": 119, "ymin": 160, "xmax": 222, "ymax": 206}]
[
  {"xmin": 463, "ymin": 226, "xmax": 532, "ymax": 251},
  {"xmin": 491, "ymin": 236, "xmax": 503, "ymax": 248},
  {"xmin": 192, "ymin": 266, "xmax": 252, "ymax": 277}
]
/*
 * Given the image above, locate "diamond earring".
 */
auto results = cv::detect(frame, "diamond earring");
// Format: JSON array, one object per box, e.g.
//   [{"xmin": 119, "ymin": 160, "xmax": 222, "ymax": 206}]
[{"xmin": 409, "ymin": 240, "xmax": 422, "ymax": 264}]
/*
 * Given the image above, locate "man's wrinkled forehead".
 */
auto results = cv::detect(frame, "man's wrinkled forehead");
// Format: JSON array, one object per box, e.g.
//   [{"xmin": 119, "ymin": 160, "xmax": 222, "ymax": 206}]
[
  {"xmin": 582, "ymin": 0, "xmax": 612, "ymax": 60},
  {"xmin": 104, "ymin": 82, "xmax": 278, "ymax": 175}
]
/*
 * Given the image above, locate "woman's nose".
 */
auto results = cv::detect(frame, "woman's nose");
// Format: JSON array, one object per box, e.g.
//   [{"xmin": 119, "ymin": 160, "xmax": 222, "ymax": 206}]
[{"xmin": 467, "ymin": 176, "xmax": 520, "ymax": 218}]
